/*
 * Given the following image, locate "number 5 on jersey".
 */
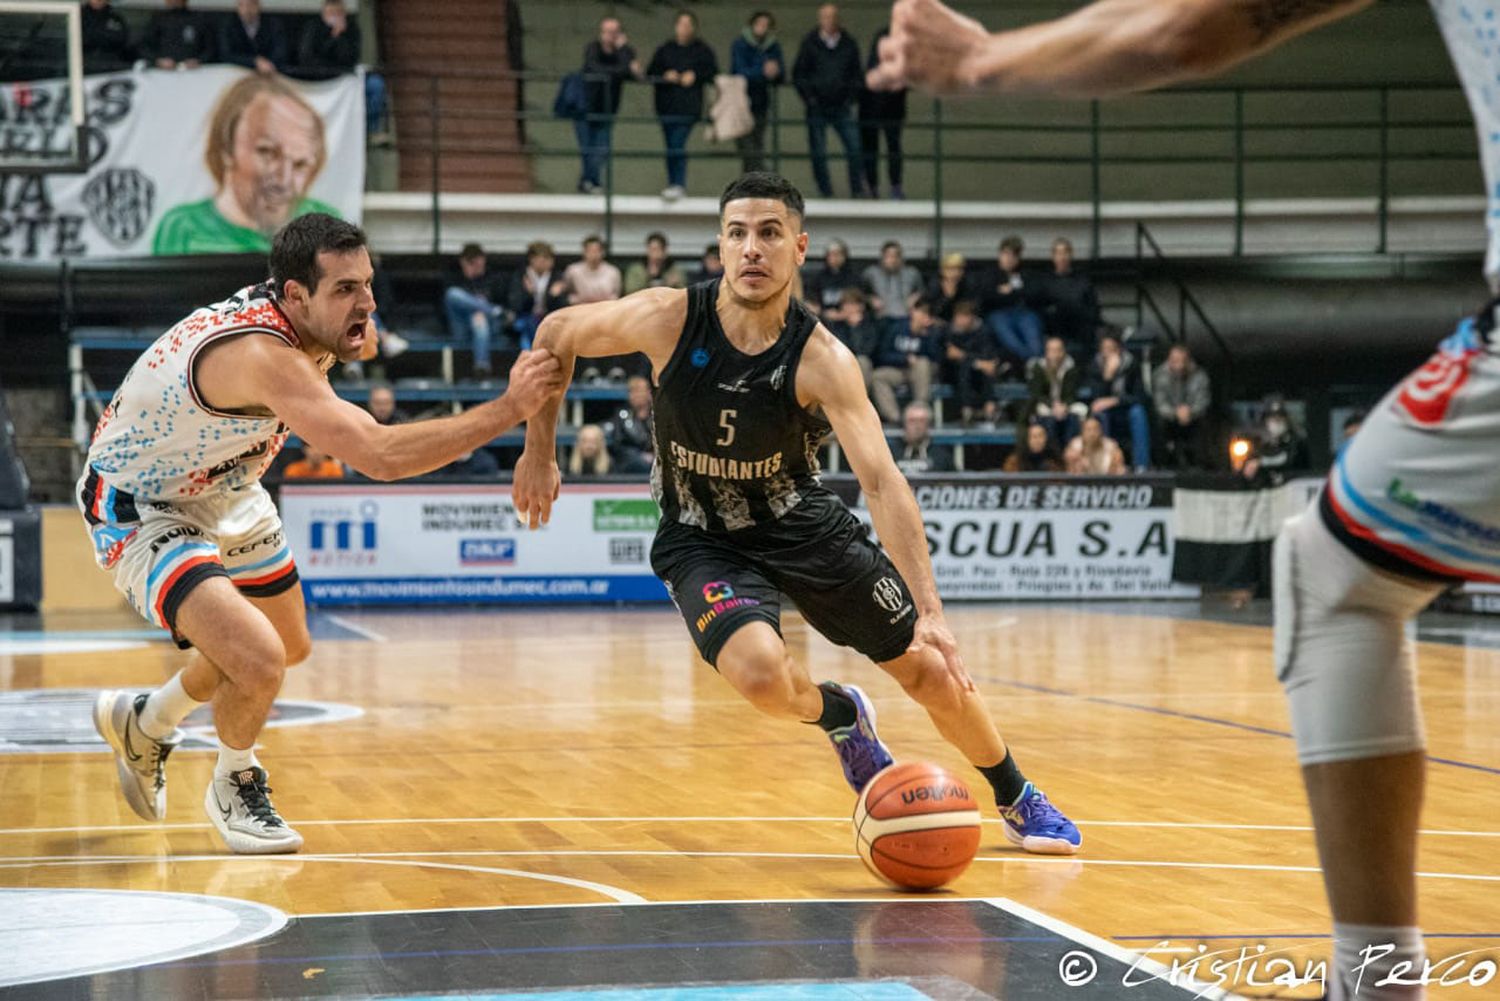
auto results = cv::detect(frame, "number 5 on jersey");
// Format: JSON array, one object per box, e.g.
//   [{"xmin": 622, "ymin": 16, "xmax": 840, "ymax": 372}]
[{"xmin": 717, "ymin": 409, "xmax": 737, "ymax": 447}]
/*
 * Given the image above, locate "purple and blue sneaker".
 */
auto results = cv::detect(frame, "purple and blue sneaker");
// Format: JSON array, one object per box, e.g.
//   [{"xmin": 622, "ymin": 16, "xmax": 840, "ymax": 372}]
[
  {"xmin": 819, "ymin": 681, "xmax": 894, "ymax": 793},
  {"xmin": 1000, "ymin": 781, "xmax": 1082, "ymax": 855}
]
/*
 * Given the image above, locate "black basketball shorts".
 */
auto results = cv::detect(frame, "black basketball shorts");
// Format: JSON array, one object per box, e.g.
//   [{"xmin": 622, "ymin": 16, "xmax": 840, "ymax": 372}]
[{"xmin": 651, "ymin": 503, "xmax": 918, "ymax": 667}]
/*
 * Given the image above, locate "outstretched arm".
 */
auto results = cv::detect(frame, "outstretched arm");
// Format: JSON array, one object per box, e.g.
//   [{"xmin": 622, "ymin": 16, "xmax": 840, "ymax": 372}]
[
  {"xmin": 868, "ymin": 0, "xmax": 1372, "ymax": 97},
  {"xmin": 208, "ymin": 335, "xmax": 561, "ymax": 481},
  {"xmin": 802, "ymin": 329, "xmax": 975, "ymax": 690},
  {"xmin": 514, "ymin": 288, "xmax": 687, "ymax": 528}
]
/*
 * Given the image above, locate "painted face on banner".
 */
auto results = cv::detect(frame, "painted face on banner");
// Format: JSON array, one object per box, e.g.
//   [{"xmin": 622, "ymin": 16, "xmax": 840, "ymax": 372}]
[{"xmin": 225, "ymin": 93, "xmax": 324, "ymax": 234}]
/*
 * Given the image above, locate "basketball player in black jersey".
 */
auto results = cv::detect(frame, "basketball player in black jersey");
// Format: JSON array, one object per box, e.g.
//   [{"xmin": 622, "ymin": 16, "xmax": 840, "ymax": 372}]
[{"xmin": 514, "ymin": 173, "xmax": 1078, "ymax": 853}]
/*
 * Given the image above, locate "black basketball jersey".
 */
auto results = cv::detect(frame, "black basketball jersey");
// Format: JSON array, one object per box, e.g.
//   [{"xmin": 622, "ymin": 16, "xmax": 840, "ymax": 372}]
[{"xmin": 651, "ymin": 279, "xmax": 835, "ymax": 534}]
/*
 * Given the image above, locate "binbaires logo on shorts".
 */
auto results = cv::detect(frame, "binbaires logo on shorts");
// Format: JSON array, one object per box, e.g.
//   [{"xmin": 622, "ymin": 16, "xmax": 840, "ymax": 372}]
[{"xmin": 695, "ymin": 580, "xmax": 762, "ymax": 633}]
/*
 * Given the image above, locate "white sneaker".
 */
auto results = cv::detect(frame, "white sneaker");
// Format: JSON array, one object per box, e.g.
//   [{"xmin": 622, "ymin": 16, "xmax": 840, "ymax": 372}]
[
  {"xmin": 205, "ymin": 766, "xmax": 304, "ymax": 854},
  {"xmin": 381, "ymin": 331, "xmax": 410, "ymax": 359},
  {"xmin": 92, "ymin": 690, "xmax": 181, "ymax": 821},
  {"xmin": 661, "ymin": 185, "xmax": 685, "ymax": 200}
]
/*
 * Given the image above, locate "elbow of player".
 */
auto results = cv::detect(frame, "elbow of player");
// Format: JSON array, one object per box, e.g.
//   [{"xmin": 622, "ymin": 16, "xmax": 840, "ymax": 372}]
[{"xmin": 534, "ymin": 311, "xmax": 571, "ymax": 353}]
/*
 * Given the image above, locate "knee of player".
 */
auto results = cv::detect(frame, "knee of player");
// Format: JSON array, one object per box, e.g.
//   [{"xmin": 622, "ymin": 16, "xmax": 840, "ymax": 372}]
[
  {"xmin": 282, "ymin": 632, "xmax": 313, "ymax": 668},
  {"xmin": 901, "ymin": 654, "xmax": 965, "ymax": 711},
  {"xmin": 724, "ymin": 652, "xmax": 797, "ymax": 711},
  {"xmin": 228, "ymin": 634, "xmax": 289, "ymax": 690}
]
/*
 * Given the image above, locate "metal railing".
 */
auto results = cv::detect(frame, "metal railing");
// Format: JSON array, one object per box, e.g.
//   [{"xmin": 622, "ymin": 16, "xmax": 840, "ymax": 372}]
[{"xmin": 376, "ymin": 69, "xmax": 1479, "ymax": 258}]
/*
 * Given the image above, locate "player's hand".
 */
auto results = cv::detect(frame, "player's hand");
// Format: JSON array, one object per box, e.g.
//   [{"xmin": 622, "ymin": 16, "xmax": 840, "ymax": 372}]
[
  {"xmin": 503, "ymin": 349, "xmax": 564, "ymax": 417},
  {"xmin": 513, "ymin": 450, "xmax": 561, "ymax": 530},
  {"xmin": 907, "ymin": 613, "xmax": 977, "ymax": 693},
  {"xmin": 867, "ymin": 0, "xmax": 989, "ymax": 95}
]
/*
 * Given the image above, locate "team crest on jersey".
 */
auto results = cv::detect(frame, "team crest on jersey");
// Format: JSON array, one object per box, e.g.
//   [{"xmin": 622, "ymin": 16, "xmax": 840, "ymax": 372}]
[{"xmin": 1395, "ymin": 320, "xmax": 1485, "ymax": 427}]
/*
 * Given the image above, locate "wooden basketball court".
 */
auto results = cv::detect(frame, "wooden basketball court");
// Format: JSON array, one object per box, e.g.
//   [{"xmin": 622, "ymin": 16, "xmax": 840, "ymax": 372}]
[{"xmin": 1, "ymin": 602, "xmax": 1497, "ymax": 998}]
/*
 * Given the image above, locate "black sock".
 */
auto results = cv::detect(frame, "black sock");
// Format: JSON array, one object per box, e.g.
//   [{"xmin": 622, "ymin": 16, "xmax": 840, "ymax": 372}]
[
  {"xmin": 977, "ymin": 750, "xmax": 1028, "ymax": 807},
  {"xmin": 809, "ymin": 684, "xmax": 858, "ymax": 732}
]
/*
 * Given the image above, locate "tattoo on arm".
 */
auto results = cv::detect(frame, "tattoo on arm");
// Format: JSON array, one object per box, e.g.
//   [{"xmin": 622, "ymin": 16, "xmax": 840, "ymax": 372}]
[{"xmin": 1245, "ymin": 0, "xmax": 1347, "ymax": 41}]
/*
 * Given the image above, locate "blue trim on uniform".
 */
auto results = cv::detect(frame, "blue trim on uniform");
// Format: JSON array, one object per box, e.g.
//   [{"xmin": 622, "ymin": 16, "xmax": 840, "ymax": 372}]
[
  {"xmin": 229, "ymin": 547, "xmax": 292, "ymax": 576},
  {"xmin": 1334, "ymin": 454, "xmax": 1500, "ymax": 570},
  {"xmin": 103, "ymin": 485, "xmax": 118, "ymax": 523},
  {"xmin": 144, "ymin": 541, "xmax": 219, "ymax": 608}
]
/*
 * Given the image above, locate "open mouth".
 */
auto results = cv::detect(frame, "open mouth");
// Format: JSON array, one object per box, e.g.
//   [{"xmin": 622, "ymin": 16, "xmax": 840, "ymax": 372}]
[{"xmin": 346, "ymin": 320, "xmax": 368, "ymax": 341}]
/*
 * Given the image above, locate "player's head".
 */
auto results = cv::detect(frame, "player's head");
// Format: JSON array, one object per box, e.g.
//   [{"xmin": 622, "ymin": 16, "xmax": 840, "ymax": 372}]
[
  {"xmin": 269, "ymin": 213, "xmax": 374, "ymax": 363},
  {"xmin": 206, "ymin": 75, "xmax": 327, "ymax": 235},
  {"xmin": 717, "ymin": 172, "xmax": 808, "ymax": 307}
]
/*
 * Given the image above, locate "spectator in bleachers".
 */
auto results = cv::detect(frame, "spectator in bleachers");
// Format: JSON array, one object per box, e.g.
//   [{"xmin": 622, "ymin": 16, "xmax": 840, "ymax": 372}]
[
  {"xmin": 694, "ymin": 243, "xmax": 724, "ymax": 283},
  {"xmin": 1005, "ymin": 420, "xmax": 1065, "ymax": 472},
  {"xmin": 803, "ymin": 239, "xmax": 866, "ymax": 321},
  {"xmin": 859, "ymin": 25, "xmax": 906, "ymax": 200},
  {"xmin": 980, "ymin": 235, "xmax": 1044, "ymax": 364},
  {"xmin": 298, "ymin": 0, "xmax": 386, "ymax": 138},
  {"xmin": 1064, "ymin": 415, "xmax": 1125, "ymax": 475},
  {"xmin": 284, "ymin": 445, "xmax": 344, "ymax": 479},
  {"xmin": 151, "ymin": 74, "xmax": 333, "ymax": 255},
  {"xmin": 827, "ymin": 289, "xmax": 882, "ymax": 393},
  {"xmin": 577, "ymin": 17, "xmax": 643, "ymax": 194},
  {"xmin": 141, "ymin": 0, "xmax": 214, "ymax": 70},
  {"xmin": 925, "ymin": 252, "xmax": 969, "ymax": 322},
  {"xmin": 862, "ymin": 240, "xmax": 921, "ymax": 321},
  {"xmin": 1039, "ymin": 237, "xmax": 1100, "ymax": 355},
  {"xmin": 730, "ymin": 11, "xmax": 784, "ymax": 174},
  {"xmin": 1086, "ymin": 331, "xmax": 1151, "ymax": 471},
  {"xmin": 871, "ymin": 296, "xmax": 941, "ymax": 424},
  {"xmin": 440, "ymin": 447, "xmax": 500, "ymax": 478},
  {"xmin": 445, "ymin": 243, "xmax": 511, "ymax": 379},
  {"xmin": 564, "ymin": 235, "xmax": 623, "ymax": 304},
  {"xmin": 569, "ymin": 425, "xmax": 614, "ymax": 478},
  {"xmin": 647, "ymin": 12, "xmax": 718, "ymax": 201},
  {"xmin": 892, "ymin": 402, "xmax": 954, "ymax": 474},
  {"xmin": 1026, "ymin": 335, "xmax": 1083, "ymax": 448},
  {"xmin": 507, "ymin": 241, "xmax": 569, "ymax": 348},
  {"xmin": 1151, "ymin": 343, "xmax": 1211, "ymax": 469},
  {"xmin": 792, "ymin": 4, "xmax": 868, "ymax": 199},
  {"xmin": 1341, "ymin": 409, "xmax": 1366, "ymax": 443},
  {"xmin": 603, "ymin": 375, "xmax": 656, "ymax": 473},
  {"xmin": 82, "ymin": 0, "xmax": 134, "ymax": 74},
  {"xmin": 220, "ymin": 0, "xmax": 287, "ymax": 76},
  {"xmin": 366, "ymin": 384, "xmax": 409, "ymax": 427},
  {"xmin": 942, "ymin": 299, "xmax": 1001, "ymax": 426},
  {"xmin": 1255, "ymin": 396, "xmax": 1308, "ymax": 484},
  {"xmin": 625, "ymin": 232, "xmax": 688, "ymax": 293}
]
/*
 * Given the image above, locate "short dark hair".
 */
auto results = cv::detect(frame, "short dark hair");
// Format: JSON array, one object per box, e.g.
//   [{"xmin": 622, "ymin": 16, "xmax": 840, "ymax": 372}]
[
  {"xmin": 675, "ymin": 8, "xmax": 697, "ymax": 28},
  {"xmin": 952, "ymin": 298, "xmax": 978, "ymax": 318},
  {"xmin": 459, "ymin": 242, "xmax": 484, "ymax": 261},
  {"xmin": 839, "ymin": 287, "xmax": 865, "ymax": 306},
  {"xmin": 910, "ymin": 296, "xmax": 934, "ymax": 315},
  {"xmin": 269, "ymin": 213, "xmax": 367, "ymax": 297},
  {"xmin": 582, "ymin": 234, "xmax": 604, "ymax": 249},
  {"xmin": 526, "ymin": 240, "xmax": 554, "ymax": 259},
  {"xmin": 749, "ymin": 10, "xmax": 775, "ymax": 26},
  {"xmin": 719, "ymin": 171, "xmax": 805, "ymax": 222},
  {"xmin": 703, "ymin": 242, "xmax": 720, "ymax": 258},
  {"xmin": 881, "ymin": 240, "xmax": 902, "ymax": 255},
  {"xmin": 1343, "ymin": 409, "xmax": 1367, "ymax": 432},
  {"xmin": 646, "ymin": 231, "xmax": 668, "ymax": 249},
  {"xmin": 1000, "ymin": 235, "xmax": 1024, "ymax": 255}
]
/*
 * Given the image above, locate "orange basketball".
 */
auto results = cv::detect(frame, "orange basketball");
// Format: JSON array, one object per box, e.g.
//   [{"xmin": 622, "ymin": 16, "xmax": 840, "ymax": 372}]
[{"xmin": 852, "ymin": 761, "xmax": 983, "ymax": 890}]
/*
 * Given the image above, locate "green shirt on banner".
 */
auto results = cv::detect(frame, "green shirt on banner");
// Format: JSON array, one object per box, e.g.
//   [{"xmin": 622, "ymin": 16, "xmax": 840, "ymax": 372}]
[{"xmin": 152, "ymin": 197, "xmax": 342, "ymax": 255}]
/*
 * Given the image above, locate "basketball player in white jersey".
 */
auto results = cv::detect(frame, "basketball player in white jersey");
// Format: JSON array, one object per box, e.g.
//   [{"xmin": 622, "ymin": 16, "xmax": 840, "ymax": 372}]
[
  {"xmin": 84, "ymin": 214, "xmax": 560, "ymax": 853},
  {"xmin": 872, "ymin": 0, "xmax": 1496, "ymax": 997}
]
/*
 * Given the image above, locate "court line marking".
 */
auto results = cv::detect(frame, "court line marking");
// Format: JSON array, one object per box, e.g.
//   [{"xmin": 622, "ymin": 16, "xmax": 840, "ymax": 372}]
[
  {"xmin": 320, "ymin": 615, "xmax": 387, "ymax": 643},
  {"xmin": 0, "ymin": 856, "xmax": 642, "ymax": 904},
  {"xmin": 2, "ymin": 850, "xmax": 1495, "ymax": 884},
  {"xmin": 985, "ymin": 897, "xmax": 1246, "ymax": 1001},
  {"xmin": 979, "ymin": 675, "xmax": 1500, "ymax": 777},
  {"xmin": 4, "ymin": 816, "xmax": 1499, "ymax": 838}
]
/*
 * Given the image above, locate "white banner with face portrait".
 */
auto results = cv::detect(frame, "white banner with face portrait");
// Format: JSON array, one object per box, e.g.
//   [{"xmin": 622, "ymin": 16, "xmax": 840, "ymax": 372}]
[{"xmin": 1, "ymin": 65, "xmax": 363, "ymax": 260}]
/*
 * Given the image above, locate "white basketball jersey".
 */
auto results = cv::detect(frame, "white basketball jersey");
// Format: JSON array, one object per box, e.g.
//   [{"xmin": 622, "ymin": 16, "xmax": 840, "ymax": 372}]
[
  {"xmin": 1431, "ymin": 0, "xmax": 1500, "ymax": 281},
  {"xmin": 86, "ymin": 284, "xmax": 306, "ymax": 502}
]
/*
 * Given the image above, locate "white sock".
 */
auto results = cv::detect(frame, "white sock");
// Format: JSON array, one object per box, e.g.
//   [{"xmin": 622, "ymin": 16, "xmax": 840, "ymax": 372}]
[
  {"xmin": 137, "ymin": 672, "xmax": 207, "ymax": 739},
  {"xmin": 216, "ymin": 743, "xmax": 259, "ymax": 777},
  {"xmin": 1332, "ymin": 923, "xmax": 1426, "ymax": 1000}
]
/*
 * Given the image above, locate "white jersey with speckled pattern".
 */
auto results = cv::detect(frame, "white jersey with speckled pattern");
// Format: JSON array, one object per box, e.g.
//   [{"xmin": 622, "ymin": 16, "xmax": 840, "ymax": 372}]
[
  {"xmin": 1432, "ymin": 0, "xmax": 1500, "ymax": 282},
  {"xmin": 86, "ymin": 283, "xmax": 302, "ymax": 501}
]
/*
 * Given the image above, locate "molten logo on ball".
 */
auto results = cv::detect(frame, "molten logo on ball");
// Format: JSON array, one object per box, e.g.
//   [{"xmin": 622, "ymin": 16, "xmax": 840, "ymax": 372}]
[{"xmin": 852, "ymin": 761, "xmax": 983, "ymax": 890}]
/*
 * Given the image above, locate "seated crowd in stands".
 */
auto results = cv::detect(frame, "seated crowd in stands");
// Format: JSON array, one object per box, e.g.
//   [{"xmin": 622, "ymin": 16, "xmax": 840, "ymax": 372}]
[
  {"xmin": 81, "ymin": 0, "xmax": 385, "ymax": 137},
  {"xmin": 317, "ymin": 232, "xmax": 1241, "ymax": 479}
]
